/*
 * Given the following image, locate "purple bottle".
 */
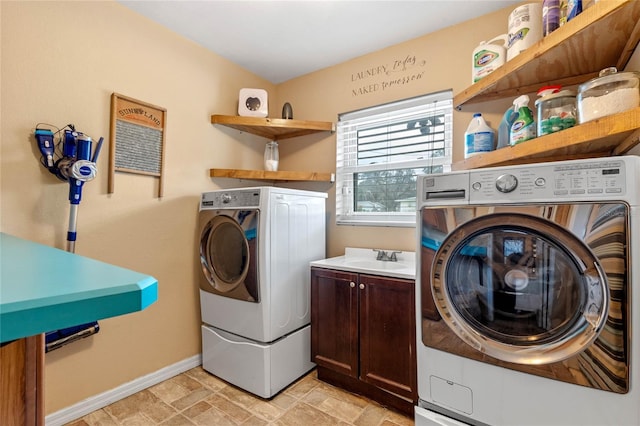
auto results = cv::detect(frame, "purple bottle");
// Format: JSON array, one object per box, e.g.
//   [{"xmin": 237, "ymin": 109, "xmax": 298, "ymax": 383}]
[{"xmin": 543, "ymin": 0, "xmax": 560, "ymax": 36}]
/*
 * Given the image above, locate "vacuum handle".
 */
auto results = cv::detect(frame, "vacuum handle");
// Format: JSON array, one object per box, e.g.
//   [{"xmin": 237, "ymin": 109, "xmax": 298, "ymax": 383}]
[{"xmin": 92, "ymin": 137, "xmax": 104, "ymax": 163}]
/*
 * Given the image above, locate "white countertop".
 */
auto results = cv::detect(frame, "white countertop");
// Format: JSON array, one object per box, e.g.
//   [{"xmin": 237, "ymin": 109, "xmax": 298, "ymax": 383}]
[{"xmin": 310, "ymin": 247, "xmax": 416, "ymax": 280}]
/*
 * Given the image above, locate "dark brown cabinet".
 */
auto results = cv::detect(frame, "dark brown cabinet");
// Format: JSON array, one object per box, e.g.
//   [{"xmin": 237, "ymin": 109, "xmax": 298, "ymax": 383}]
[{"xmin": 310, "ymin": 267, "xmax": 416, "ymax": 415}]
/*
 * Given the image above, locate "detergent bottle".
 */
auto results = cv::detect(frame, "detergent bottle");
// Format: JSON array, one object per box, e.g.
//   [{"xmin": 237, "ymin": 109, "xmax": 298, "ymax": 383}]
[
  {"xmin": 464, "ymin": 113, "xmax": 495, "ymax": 158},
  {"xmin": 471, "ymin": 35, "xmax": 508, "ymax": 84},
  {"xmin": 497, "ymin": 106, "xmax": 518, "ymax": 149},
  {"xmin": 510, "ymin": 95, "xmax": 536, "ymax": 145}
]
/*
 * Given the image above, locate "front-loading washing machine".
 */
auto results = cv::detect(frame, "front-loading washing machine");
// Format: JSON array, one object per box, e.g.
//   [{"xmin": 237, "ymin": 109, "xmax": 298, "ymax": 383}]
[
  {"xmin": 415, "ymin": 156, "xmax": 640, "ymax": 425},
  {"xmin": 198, "ymin": 186, "xmax": 327, "ymax": 398}
]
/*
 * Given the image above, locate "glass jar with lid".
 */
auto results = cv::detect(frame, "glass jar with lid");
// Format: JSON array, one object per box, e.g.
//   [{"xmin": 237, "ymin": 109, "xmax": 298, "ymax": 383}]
[
  {"xmin": 535, "ymin": 85, "xmax": 577, "ymax": 136},
  {"xmin": 577, "ymin": 67, "xmax": 640, "ymax": 124}
]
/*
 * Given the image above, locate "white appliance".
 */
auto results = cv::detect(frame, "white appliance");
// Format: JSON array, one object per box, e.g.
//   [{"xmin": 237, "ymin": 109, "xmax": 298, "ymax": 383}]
[
  {"xmin": 415, "ymin": 156, "xmax": 640, "ymax": 425},
  {"xmin": 198, "ymin": 187, "xmax": 326, "ymax": 398}
]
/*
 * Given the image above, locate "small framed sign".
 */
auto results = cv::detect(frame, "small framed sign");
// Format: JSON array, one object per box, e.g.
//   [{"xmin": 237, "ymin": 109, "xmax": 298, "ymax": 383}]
[{"xmin": 108, "ymin": 93, "xmax": 167, "ymax": 197}]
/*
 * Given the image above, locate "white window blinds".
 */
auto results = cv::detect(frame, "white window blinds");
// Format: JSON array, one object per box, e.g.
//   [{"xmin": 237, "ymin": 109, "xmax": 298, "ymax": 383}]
[{"xmin": 336, "ymin": 90, "xmax": 453, "ymax": 226}]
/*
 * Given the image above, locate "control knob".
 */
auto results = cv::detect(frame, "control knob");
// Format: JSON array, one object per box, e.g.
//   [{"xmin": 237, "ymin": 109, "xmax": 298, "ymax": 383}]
[{"xmin": 495, "ymin": 174, "xmax": 518, "ymax": 193}]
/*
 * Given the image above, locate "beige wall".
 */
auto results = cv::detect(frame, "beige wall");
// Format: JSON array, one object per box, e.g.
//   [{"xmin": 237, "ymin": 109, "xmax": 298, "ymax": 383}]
[
  {"xmin": 3, "ymin": 0, "xmax": 637, "ymax": 417},
  {"xmin": 276, "ymin": 6, "xmax": 516, "ymax": 256},
  {"xmin": 1, "ymin": 1, "xmax": 276, "ymax": 413}
]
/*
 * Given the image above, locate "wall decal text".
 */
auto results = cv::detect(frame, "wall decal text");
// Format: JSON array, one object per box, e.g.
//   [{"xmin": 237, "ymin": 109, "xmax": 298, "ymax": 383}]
[{"xmin": 350, "ymin": 54, "xmax": 427, "ymax": 97}]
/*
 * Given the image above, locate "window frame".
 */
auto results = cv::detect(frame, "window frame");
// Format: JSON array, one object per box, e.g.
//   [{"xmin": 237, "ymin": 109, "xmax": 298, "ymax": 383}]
[{"xmin": 335, "ymin": 90, "xmax": 453, "ymax": 227}]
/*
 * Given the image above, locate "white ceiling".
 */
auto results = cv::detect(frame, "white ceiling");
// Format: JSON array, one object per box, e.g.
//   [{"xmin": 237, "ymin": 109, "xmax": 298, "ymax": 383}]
[{"xmin": 118, "ymin": 0, "xmax": 521, "ymax": 84}]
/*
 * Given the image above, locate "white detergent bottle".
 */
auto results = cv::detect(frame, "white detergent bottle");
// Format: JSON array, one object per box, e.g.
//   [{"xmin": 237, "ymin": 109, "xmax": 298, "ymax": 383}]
[
  {"xmin": 464, "ymin": 113, "xmax": 495, "ymax": 158},
  {"xmin": 510, "ymin": 95, "xmax": 536, "ymax": 145},
  {"xmin": 471, "ymin": 34, "xmax": 508, "ymax": 83}
]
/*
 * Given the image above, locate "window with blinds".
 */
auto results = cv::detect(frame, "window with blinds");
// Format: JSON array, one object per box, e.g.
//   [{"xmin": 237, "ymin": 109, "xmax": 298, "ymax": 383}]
[{"xmin": 336, "ymin": 90, "xmax": 453, "ymax": 226}]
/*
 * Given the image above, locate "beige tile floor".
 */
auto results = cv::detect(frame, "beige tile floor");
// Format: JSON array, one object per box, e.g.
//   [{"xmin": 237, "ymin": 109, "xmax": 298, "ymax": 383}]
[{"xmin": 66, "ymin": 367, "xmax": 415, "ymax": 426}]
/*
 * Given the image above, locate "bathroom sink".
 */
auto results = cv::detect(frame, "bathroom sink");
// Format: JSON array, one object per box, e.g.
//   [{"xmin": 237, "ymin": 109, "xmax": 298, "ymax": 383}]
[
  {"xmin": 310, "ymin": 248, "xmax": 416, "ymax": 279},
  {"xmin": 347, "ymin": 259, "xmax": 409, "ymax": 271}
]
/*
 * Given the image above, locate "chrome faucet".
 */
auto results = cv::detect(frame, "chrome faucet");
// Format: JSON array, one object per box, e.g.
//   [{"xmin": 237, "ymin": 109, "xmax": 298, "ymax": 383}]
[
  {"xmin": 374, "ymin": 249, "xmax": 387, "ymax": 260},
  {"xmin": 373, "ymin": 249, "xmax": 402, "ymax": 262}
]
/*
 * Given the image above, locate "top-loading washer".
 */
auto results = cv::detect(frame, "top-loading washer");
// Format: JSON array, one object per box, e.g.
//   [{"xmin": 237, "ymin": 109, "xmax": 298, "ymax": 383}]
[
  {"xmin": 415, "ymin": 156, "xmax": 640, "ymax": 425},
  {"xmin": 198, "ymin": 186, "xmax": 327, "ymax": 398}
]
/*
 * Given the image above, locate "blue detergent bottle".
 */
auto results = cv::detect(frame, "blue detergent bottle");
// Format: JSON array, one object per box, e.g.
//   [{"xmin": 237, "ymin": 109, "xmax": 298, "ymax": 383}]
[{"xmin": 497, "ymin": 106, "xmax": 518, "ymax": 149}]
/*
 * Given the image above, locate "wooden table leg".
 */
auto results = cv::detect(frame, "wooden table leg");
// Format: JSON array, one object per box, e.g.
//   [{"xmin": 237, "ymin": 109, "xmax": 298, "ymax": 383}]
[{"xmin": 1, "ymin": 335, "xmax": 44, "ymax": 426}]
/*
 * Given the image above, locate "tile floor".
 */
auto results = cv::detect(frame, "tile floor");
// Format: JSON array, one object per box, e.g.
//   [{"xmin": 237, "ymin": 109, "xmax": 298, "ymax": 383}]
[{"xmin": 66, "ymin": 367, "xmax": 415, "ymax": 425}]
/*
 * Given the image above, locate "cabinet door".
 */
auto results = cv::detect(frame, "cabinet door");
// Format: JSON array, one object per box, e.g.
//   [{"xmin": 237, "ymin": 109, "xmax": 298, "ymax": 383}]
[
  {"xmin": 359, "ymin": 274, "xmax": 417, "ymax": 401},
  {"xmin": 310, "ymin": 268, "xmax": 359, "ymax": 378}
]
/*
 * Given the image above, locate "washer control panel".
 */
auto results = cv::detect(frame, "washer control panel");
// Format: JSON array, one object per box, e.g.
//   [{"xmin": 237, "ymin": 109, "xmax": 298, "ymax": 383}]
[
  {"xmin": 201, "ymin": 189, "xmax": 261, "ymax": 209},
  {"xmin": 468, "ymin": 159, "xmax": 627, "ymax": 202}
]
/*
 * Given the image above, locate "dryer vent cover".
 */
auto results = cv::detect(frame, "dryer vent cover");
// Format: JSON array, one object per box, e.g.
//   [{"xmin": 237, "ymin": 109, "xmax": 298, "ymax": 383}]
[{"xmin": 238, "ymin": 88, "xmax": 268, "ymax": 117}]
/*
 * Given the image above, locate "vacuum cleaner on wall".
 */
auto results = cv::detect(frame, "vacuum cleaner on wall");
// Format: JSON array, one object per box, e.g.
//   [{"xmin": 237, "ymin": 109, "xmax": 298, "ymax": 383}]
[{"xmin": 34, "ymin": 123, "xmax": 104, "ymax": 352}]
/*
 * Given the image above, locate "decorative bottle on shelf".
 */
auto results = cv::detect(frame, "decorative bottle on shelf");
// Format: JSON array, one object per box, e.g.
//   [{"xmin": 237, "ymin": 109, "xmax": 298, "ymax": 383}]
[
  {"xmin": 282, "ymin": 102, "xmax": 293, "ymax": 119},
  {"xmin": 264, "ymin": 141, "xmax": 279, "ymax": 171}
]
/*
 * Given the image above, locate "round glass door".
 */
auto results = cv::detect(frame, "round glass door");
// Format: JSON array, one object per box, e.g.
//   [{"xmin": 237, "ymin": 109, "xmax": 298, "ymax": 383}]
[
  {"xmin": 431, "ymin": 213, "xmax": 608, "ymax": 365},
  {"xmin": 200, "ymin": 215, "xmax": 250, "ymax": 293}
]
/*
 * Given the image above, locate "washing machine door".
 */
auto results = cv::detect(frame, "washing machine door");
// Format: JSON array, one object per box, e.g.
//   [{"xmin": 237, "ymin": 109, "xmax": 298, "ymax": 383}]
[
  {"xmin": 431, "ymin": 212, "xmax": 608, "ymax": 365},
  {"xmin": 199, "ymin": 210, "xmax": 259, "ymax": 302}
]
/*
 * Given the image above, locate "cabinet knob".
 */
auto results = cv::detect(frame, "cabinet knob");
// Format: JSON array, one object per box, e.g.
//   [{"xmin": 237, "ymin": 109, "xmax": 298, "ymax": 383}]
[
  {"xmin": 359, "ymin": 283, "xmax": 365, "ymax": 290},
  {"xmin": 350, "ymin": 282, "xmax": 355, "ymax": 288}
]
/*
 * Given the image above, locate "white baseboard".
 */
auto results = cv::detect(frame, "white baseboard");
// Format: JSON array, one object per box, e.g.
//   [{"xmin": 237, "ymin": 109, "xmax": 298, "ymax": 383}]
[{"xmin": 45, "ymin": 354, "xmax": 202, "ymax": 426}]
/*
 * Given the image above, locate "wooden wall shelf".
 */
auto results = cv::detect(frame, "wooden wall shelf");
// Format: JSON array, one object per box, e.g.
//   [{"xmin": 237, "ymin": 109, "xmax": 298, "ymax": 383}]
[
  {"xmin": 454, "ymin": 0, "xmax": 640, "ymax": 110},
  {"xmin": 210, "ymin": 168, "xmax": 335, "ymax": 183},
  {"xmin": 211, "ymin": 115, "xmax": 335, "ymax": 141},
  {"xmin": 452, "ymin": 107, "xmax": 640, "ymax": 170},
  {"xmin": 210, "ymin": 114, "xmax": 335, "ymax": 182}
]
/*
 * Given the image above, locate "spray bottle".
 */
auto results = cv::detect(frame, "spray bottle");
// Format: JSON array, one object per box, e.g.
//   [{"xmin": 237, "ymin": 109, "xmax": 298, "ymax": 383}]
[{"xmin": 510, "ymin": 95, "xmax": 536, "ymax": 145}]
